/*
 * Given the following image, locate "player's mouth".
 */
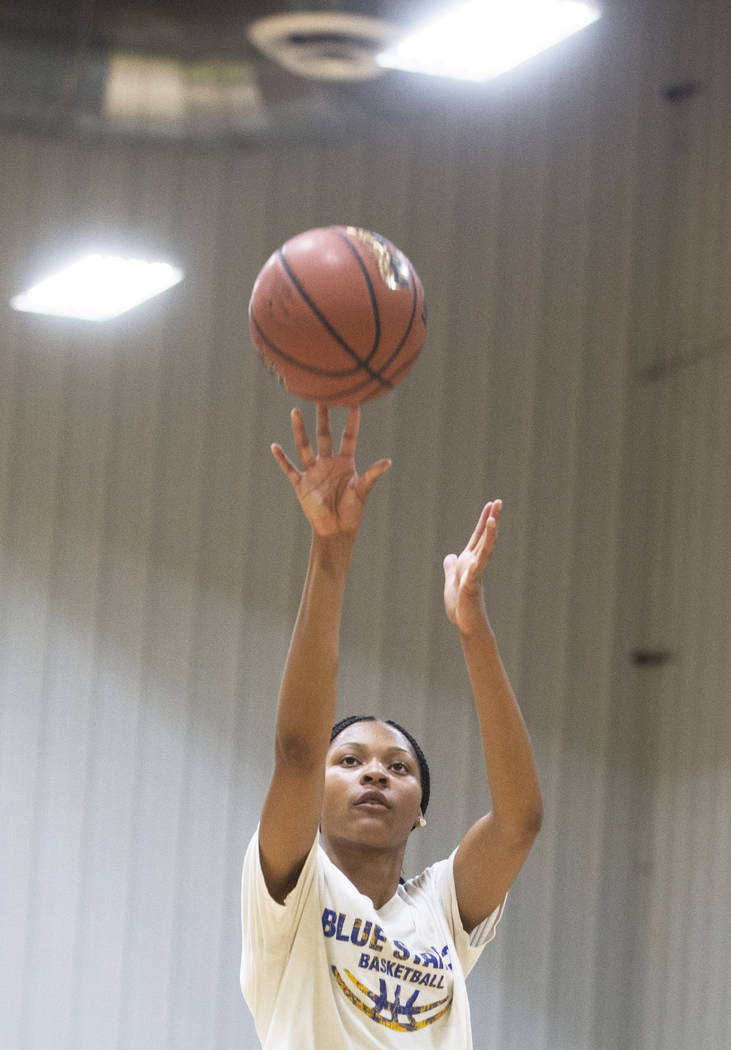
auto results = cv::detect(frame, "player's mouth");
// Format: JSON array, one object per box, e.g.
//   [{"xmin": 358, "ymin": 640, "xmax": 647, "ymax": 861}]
[{"xmin": 354, "ymin": 790, "xmax": 390, "ymax": 810}]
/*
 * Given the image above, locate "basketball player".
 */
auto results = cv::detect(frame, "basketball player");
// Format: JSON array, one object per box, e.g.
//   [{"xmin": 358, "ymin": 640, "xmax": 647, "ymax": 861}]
[{"xmin": 241, "ymin": 404, "xmax": 542, "ymax": 1048}]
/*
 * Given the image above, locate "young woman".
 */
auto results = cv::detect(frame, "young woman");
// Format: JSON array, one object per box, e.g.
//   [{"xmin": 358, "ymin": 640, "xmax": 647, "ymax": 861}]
[{"xmin": 241, "ymin": 405, "xmax": 542, "ymax": 1048}]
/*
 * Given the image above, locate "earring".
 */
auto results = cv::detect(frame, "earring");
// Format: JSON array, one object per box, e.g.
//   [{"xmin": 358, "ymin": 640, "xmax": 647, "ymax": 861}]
[{"xmin": 418, "ymin": 815, "xmax": 426, "ymax": 828}]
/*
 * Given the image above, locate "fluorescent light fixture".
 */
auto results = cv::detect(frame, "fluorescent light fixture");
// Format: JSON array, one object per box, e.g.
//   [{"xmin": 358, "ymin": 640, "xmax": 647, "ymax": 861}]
[
  {"xmin": 11, "ymin": 254, "xmax": 184, "ymax": 321},
  {"xmin": 377, "ymin": 0, "xmax": 601, "ymax": 81}
]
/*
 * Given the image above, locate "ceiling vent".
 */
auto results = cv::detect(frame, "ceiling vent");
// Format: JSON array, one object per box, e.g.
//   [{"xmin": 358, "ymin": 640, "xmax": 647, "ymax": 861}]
[{"xmin": 246, "ymin": 12, "xmax": 398, "ymax": 82}]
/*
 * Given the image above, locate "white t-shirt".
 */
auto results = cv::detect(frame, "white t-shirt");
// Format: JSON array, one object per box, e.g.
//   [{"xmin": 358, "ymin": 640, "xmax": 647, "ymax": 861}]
[{"xmin": 240, "ymin": 828, "xmax": 505, "ymax": 1049}]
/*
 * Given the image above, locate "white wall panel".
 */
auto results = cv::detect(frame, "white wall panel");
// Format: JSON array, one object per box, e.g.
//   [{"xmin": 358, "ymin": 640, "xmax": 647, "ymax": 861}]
[
  {"xmin": 1, "ymin": 3, "xmax": 730, "ymax": 1049},
  {"xmin": 630, "ymin": 0, "xmax": 731, "ymax": 378},
  {"xmin": 636, "ymin": 351, "xmax": 731, "ymax": 1050},
  {"xmin": 623, "ymin": 2, "xmax": 731, "ymax": 1045},
  {"xmin": 69, "ymin": 147, "xmax": 179, "ymax": 1049},
  {"xmin": 0, "ymin": 137, "xmax": 77, "ymax": 1049}
]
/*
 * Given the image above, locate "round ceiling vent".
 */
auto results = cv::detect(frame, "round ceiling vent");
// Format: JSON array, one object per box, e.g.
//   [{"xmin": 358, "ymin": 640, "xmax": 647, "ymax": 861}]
[{"xmin": 246, "ymin": 12, "xmax": 398, "ymax": 82}]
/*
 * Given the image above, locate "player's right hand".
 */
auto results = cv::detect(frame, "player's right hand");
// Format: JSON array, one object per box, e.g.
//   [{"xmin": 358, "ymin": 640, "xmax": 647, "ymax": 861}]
[{"xmin": 271, "ymin": 405, "xmax": 391, "ymax": 538}]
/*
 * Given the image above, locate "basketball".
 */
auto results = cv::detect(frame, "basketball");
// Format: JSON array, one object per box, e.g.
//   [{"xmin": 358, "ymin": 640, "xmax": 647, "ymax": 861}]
[{"xmin": 248, "ymin": 225, "xmax": 426, "ymax": 404}]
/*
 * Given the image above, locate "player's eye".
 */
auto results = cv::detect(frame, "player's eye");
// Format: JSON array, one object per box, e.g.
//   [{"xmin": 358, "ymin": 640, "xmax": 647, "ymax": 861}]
[
  {"xmin": 340, "ymin": 755, "xmax": 359, "ymax": 766},
  {"xmin": 391, "ymin": 761, "xmax": 409, "ymax": 773}
]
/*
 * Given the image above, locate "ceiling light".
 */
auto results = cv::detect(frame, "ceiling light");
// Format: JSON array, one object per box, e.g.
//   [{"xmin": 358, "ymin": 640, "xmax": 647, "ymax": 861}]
[
  {"xmin": 11, "ymin": 254, "xmax": 184, "ymax": 321},
  {"xmin": 247, "ymin": 12, "xmax": 398, "ymax": 82},
  {"xmin": 377, "ymin": 0, "xmax": 601, "ymax": 82}
]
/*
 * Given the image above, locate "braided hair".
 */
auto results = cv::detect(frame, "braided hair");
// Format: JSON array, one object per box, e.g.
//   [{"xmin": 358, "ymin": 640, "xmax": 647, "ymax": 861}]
[{"xmin": 329, "ymin": 715, "xmax": 431, "ymax": 816}]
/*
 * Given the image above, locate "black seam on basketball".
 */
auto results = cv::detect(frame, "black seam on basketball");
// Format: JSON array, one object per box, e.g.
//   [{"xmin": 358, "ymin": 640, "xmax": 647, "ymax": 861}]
[
  {"xmin": 304, "ymin": 367, "xmax": 391, "ymax": 402},
  {"xmin": 315, "ymin": 374, "xmax": 384, "ymax": 402},
  {"xmin": 377, "ymin": 266, "xmax": 420, "ymax": 378},
  {"xmin": 278, "ymin": 247, "xmax": 391, "ymax": 389},
  {"xmin": 308, "ymin": 344, "xmax": 419, "ymax": 403},
  {"xmin": 331, "ymin": 231, "xmax": 382, "ymax": 366},
  {"xmin": 386, "ymin": 343, "xmax": 422, "ymax": 382},
  {"xmin": 306, "ymin": 276, "xmax": 422, "ymax": 400},
  {"xmin": 251, "ymin": 311, "xmax": 363, "ymax": 378},
  {"xmin": 317, "ymin": 353, "xmax": 414, "ymax": 401}
]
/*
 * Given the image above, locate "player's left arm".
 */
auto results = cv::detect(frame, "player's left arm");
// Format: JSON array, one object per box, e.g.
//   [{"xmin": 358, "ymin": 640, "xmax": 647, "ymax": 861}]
[{"xmin": 443, "ymin": 502, "xmax": 543, "ymax": 933}]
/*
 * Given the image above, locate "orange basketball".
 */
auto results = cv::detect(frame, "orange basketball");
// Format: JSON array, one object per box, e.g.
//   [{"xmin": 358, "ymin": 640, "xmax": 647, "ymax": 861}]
[{"xmin": 248, "ymin": 226, "xmax": 426, "ymax": 404}]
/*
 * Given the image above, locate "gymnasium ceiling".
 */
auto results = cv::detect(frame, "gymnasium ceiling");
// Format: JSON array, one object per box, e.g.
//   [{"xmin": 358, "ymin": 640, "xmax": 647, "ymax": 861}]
[{"xmin": 0, "ymin": 0, "xmax": 615, "ymax": 145}]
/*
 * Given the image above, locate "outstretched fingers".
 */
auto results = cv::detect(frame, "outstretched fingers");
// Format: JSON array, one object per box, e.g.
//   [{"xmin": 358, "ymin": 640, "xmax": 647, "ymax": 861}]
[
  {"xmin": 274, "ymin": 403, "xmax": 391, "ymax": 513},
  {"xmin": 338, "ymin": 405, "xmax": 360, "ymax": 458},
  {"xmin": 474, "ymin": 499, "xmax": 502, "ymax": 568},
  {"xmin": 356, "ymin": 457, "xmax": 391, "ymax": 500},
  {"xmin": 467, "ymin": 502, "xmax": 493, "ymax": 551},
  {"xmin": 290, "ymin": 407, "xmax": 316, "ymax": 469},
  {"xmin": 316, "ymin": 403, "xmax": 332, "ymax": 458},
  {"xmin": 270, "ymin": 442, "xmax": 301, "ymax": 486}
]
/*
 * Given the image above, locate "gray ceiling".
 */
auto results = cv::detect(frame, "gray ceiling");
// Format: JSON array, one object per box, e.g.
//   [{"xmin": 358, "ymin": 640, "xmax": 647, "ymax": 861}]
[
  {"xmin": 0, "ymin": 0, "xmax": 475, "ymax": 144},
  {"xmin": 0, "ymin": 0, "xmax": 429, "ymax": 58}
]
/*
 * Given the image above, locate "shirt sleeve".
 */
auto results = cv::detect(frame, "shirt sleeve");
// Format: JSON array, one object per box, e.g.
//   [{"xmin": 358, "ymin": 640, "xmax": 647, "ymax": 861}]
[
  {"xmin": 240, "ymin": 825, "xmax": 320, "ymax": 1008},
  {"xmin": 407, "ymin": 850, "xmax": 507, "ymax": 978}
]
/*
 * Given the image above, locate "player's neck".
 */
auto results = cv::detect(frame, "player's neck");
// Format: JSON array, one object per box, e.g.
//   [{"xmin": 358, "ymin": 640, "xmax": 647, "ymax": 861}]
[{"xmin": 323, "ymin": 837, "xmax": 405, "ymax": 910}]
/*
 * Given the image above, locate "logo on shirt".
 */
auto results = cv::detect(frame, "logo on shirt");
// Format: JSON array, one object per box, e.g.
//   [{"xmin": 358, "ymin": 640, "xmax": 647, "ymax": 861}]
[
  {"xmin": 322, "ymin": 908, "xmax": 454, "ymax": 1033},
  {"xmin": 331, "ymin": 968, "xmax": 451, "ymax": 1032}
]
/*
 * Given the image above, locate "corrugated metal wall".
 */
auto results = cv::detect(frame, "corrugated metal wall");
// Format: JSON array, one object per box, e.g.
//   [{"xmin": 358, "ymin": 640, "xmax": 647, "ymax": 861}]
[
  {"xmin": 632, "ymin": 353, "xmax": 731, "ymax": 1050},
  {"xmin": 626, "ymin": 3, "xmax": 731, "ymax": 1048},
  {"xmin": 1, "ymin": 2, "xmax": 729, "ymax": 1048}
]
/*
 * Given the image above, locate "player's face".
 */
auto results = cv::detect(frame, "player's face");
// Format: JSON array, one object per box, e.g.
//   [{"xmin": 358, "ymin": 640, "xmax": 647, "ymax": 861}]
[{"xmin": 321, "ymin": 721, "xmax": 423, "ymax": 850}]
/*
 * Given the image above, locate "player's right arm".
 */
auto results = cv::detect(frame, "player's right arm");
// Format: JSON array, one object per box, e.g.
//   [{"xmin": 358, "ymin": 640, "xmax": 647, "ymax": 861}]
[{"xmin": 258, "ymin": 405, "xmax": 390, "ymax": 904}]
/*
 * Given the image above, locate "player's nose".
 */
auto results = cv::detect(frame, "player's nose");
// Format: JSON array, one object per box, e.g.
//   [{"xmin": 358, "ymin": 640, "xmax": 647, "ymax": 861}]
[{"xmin": 360, "ymin": 758, "xmax": 388, "ymax": 784}]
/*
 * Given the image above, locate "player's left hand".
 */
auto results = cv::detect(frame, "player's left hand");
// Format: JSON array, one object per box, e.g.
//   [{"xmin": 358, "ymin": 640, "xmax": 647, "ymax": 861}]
[{"xmin": 443, "ymin": 501, "xmax": 502, "ymax": 634}]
